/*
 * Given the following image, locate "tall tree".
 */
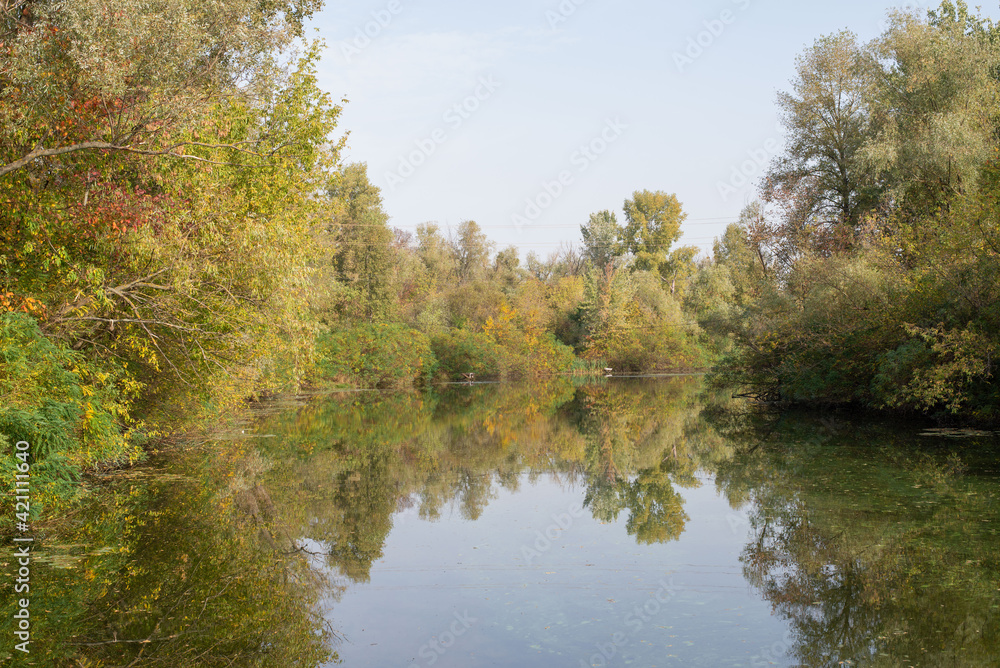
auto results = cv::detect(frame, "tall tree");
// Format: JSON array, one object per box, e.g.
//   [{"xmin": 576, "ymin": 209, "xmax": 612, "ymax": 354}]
[
  {"xmin": 660, "ymin": 245, "xmax": 700, "ymax": 297},
  {"xmin": 581, "ymin": 210, "xmax": 623, "ymax": 269},
  {"xmin": 764, "ymin": 31, "xmax": 880, "ymax": 251},
  {"xmin": 492, "ymin": 246, "xmax": 522, "ymax": 295},
  {"xmin": 415, "ymin": 223, "xmax": 456, "ymax": 289},
  {"xmin": 326, "ymin": 163, "xmax": 395, "ymax": 322},
  {"xmin": 621, "ymin": 190, "xmax": 686, "ymax": 274},
  {"xmin": 863, "ymin": 3, "xmax": 1000, "ymax": 242},
  {"xmin": 451, "ymin": 220, "xmax": 494, "ymax": 283}
]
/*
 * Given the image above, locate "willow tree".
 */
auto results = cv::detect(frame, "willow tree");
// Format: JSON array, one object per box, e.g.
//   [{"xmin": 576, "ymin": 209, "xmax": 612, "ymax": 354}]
[{"xmin": 862, "ymin": 3, "xmax": 1000, "ymax": 252}]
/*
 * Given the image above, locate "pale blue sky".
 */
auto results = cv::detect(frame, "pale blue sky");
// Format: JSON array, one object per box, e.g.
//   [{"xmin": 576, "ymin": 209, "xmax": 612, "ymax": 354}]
[{"xmin": 307, "ymin": 1, "xmax": 998, "ymax": 258}]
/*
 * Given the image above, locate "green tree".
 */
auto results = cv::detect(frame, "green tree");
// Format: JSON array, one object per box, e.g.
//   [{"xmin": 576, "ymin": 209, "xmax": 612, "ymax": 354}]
[
  {"xmin": 492, "ymin": 246, "xmax": 523, "ymax": 295},
  {"xmin": 714, "ymin": 202, "xmax": 779, "ymax": 305},
  {"xmin": 621, "ymin": 190, "xmax": 686, "ymax": 274},
  {"xmin": 0, "ymin": 1, "xmax": 346, "ymax": 496},
  {"xmin": 415, "ymin": 223, "xmax": 457, "ymax": 289},
  {"xmin": 764, "ymin": 31, "xmax": 880, "ymax": 250},
  {"xmin": 23, "ymin": 48, "xmax": 343, "ymax": 403},
  {"xmin": 863, "ymin": 3, "xmax": 1000, "ymax": 252},
  {"xmin": 451, "ymin": 220, "xmax": 494, "ymax": 283},
  {"xmin": 661, "ymin": 245, "xmax": 699, "ymax": 296},
  {"xmin": 0, "ymin": 0, "xmax": 321, "ymax": 179},
  {"xmin": 325, "ymin": 162, "xmax": 396, "ymax": 322},
  {"xmin": 581, "ymin": 209, "xmax": 623, "ymax": 268}
]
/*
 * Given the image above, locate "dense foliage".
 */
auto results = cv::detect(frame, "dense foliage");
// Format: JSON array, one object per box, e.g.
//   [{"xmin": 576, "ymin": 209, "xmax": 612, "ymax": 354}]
[
  {"xmin": 3, "ymin": 4, "xmax": 1000, "ymax": 663},
  {"xmin": 6, "ymin": 0, "xmax": 1000, "ymax": 527},
  {"xmin": 0, "ymin": 0, "xmax": 711, "ymax": 518},
  {"xmin": 311, "ymin": 185, "xmax": 710, "ymax": 386},
  {"xmin": 1, "ymin": 0, "xmax": 346, "ymax": 511},
  {"xmin": 699, "ymin": 1, "xmax": 1000, "ymax": 424}
]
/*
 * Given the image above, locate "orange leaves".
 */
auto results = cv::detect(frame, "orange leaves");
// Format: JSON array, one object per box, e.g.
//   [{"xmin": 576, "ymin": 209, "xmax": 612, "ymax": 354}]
[{"xmin": 0, "ymin": 291, "xmax": 46, "ymax": 317}]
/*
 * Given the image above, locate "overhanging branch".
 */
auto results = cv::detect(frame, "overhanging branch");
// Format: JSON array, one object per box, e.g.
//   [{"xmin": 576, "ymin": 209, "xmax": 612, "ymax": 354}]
[{"xmin": 0, "ymin": 139, "xmax": 298, "ymax": 179}]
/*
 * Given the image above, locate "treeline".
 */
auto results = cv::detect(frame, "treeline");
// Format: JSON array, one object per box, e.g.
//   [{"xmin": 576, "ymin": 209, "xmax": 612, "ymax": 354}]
[
  {"xmin": 316, "ymin": 172, "xmax": 713, "ymax": 387},
  {"xmin": 693, "ymin": 1, "xmax": 1000, "ymax": 424},
  {"xmin": 0, "ymin": 0, "xmax": 710, "ymax": 514}
]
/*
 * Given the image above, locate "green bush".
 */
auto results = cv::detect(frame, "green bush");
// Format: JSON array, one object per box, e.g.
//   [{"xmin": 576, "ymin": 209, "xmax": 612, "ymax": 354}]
[
  {"xmin": 430, "ymin": 329, "xmax": 506, "ymax": 379},
  {"xmin": 317, "ymin": 323, "xmax": 437, "ymax": 388},
  {"xmin": 0, "ymin": 313, "xmax": 141, "ymax": 516},
  {"xmin": 711, "ymin": 247, "xmax": 1000, "ymax": 420},
  {"xmin": 431, "ymin": 325, "xmax": 576, "ymax": 381}
]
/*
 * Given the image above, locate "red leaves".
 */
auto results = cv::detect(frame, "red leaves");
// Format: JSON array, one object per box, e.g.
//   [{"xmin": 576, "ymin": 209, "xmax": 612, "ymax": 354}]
[{"xmin": 75, "ymin": 173, "xmax": 169, "ymax": 242}]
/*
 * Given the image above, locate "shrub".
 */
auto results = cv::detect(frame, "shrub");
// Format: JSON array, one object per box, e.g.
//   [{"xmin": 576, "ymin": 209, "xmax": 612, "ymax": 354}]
[
  {"xmin": 430, "ymin": 329, "xmax": 506, "ymax": 379},
  {"xmin": 317, "ymin": 323, "xmax": 436, "ymax": 388},
  {"xmin": 0, "ymin": 313, "xmax": 141, "ymax": 516}
]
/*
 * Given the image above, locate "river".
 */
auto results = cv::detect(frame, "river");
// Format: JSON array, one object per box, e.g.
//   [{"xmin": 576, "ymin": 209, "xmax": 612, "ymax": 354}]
[{"xmin": 4, "ymin": 376, "xmax": 999, "ymax": 666}]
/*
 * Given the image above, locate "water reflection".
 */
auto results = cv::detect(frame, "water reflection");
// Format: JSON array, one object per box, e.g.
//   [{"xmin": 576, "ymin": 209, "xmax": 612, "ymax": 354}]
[
  {"xmin": 711, "ymin": 406, "xmax": 1000, "ymax": 667},
  {"xmin": 2, "ymin": 378, "xmax": 998, "ymax": 666},
  {"xmin": 261, "ymin": 378, "xmax": 726, "ymax": 583},
  {"xmin": 0, "ymin": 442, "xmax": 338, "ymax": 667}
]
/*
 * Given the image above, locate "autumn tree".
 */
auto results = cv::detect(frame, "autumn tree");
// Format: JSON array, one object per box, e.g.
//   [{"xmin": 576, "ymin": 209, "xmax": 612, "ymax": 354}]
[
  {"xmin": 0, "ymin": 0, "xmax": 322, "ymax": 179},
  {"xmin": 763, "ymin": 31, "xmax": 881, "ymax": 252},
  {"xmin": 0, "ymin": 2, "xmax": 345, "ymax": 513}
]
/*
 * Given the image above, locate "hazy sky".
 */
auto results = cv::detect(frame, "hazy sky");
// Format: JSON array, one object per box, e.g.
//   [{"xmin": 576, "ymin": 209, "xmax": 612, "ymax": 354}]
[{"xmin": 307, "ymin": 1, "xmax": 994, "ymax": 258}]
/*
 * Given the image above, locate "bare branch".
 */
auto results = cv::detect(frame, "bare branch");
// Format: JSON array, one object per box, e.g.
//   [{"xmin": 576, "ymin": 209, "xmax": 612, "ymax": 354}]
[
  {"xmin": 56, "ymin": 316, "xmax": 205, "ymax": 334},
  {"xmin": 0, "ymin": 139, "xmax": 299, "ymax": 179}
]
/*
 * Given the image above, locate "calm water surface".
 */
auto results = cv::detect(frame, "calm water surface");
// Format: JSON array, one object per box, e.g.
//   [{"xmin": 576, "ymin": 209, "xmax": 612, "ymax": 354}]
[{"xmin": 3, "ymin": 377, "xmax": 999, "ymax": 667}]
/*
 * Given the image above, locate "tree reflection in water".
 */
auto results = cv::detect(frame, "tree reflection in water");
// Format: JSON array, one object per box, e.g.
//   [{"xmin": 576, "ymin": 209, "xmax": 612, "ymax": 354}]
[
  {"xmin": 263, "ymin": 378, "xmax": 723, "ymax": 583},
  {"xmin": 6, "ymin": 379, "xmax": 998, "ymax": 667},
  {"xmin": 711, "ymin": 406, "xmax": 1000, "ymax": 667}
]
